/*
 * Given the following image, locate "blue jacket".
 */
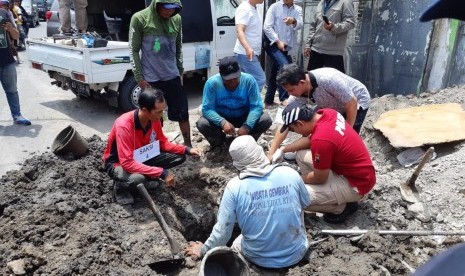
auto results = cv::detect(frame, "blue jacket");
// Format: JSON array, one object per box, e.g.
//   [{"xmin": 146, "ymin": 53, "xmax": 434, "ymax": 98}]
[{"xmin": 201, "ymin": 73, "xmax": 264, "ymax": 129}]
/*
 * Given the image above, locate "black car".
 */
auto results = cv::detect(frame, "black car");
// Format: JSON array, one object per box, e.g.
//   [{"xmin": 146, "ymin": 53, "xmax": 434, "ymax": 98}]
[{"xmin": 36, "ymin": 0, "xmax": 47, "ymax": 20}]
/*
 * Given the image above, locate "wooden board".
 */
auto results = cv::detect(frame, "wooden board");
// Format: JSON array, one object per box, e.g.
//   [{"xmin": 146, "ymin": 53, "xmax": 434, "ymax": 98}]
[{"xmin": 373, "ymin": 103, "xmax": 465, "ymax": 148}]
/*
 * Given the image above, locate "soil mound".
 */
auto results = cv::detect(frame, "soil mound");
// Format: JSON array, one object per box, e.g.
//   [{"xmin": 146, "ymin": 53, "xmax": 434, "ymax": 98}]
[{"xmin": 1, "ymin": 86, "xmax": 464, "ymax": 275}]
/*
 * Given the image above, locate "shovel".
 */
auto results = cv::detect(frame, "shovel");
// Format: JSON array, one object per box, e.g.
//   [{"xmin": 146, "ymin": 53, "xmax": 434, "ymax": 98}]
[
  {"xmin": 136, "ymin": 184, "xmax": 185, "ymax": 274},
  {"xmin": 400, "ymin": 147, "xmax": 435, "ymax": 203}
]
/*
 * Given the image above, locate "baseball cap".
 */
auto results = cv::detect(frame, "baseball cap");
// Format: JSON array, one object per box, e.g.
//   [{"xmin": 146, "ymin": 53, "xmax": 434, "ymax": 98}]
[
  {"xmin": 218, "ymin": 56, "xmax": 241, "ymax": 81},
  {"xmin": 280, "ymin": 101, "xmax": 315, "ymax": 133},
  {"xmin": 420, "ymin": 0, "xmax": 465, "ymax": 22},
  {"xmin": 162, "ymin": 3, "xmax": 181, "ymax": 10}
]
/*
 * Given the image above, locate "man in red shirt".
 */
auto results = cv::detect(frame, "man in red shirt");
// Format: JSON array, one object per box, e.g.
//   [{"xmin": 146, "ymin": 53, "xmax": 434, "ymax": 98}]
[
  {"xmin": 276, "ymin": 101, "xmax": 376, "ymax": 223},
  {"xmin": 103, "ymin": 88, "xmax": 201, "ymax": 203}
]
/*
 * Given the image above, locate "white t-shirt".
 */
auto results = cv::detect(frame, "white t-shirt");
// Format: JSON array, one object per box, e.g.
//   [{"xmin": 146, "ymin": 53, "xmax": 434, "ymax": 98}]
[{"xmin": 234, "ymin": 1, "xmax": 263, "ymax": 55}]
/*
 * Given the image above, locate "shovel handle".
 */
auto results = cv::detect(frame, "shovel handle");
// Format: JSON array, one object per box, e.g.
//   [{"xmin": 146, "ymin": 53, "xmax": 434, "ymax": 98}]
[
  {"xmin": 137, "ymin": 184, "xmax": 181, "ymax": 255},
  {"xmin": 407, "ymin": 147, "xmax": 434, "ymax": 187}
]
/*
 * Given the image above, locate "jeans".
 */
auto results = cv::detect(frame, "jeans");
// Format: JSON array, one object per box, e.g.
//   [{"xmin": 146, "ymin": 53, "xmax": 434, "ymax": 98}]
[
  {"xmin": 264, "ymin": 44, "xmax": 292, "ymax": 104},
  {"xmin": 0, "ymin": 62, "xmax": 21, "ymax": 119},
  {"xmin": 235, "ymin": 54, "xmax": 266, "ymax": 92},
  {"xmin": 196, "ymin": 112, "xmax": 272, "ymax": 147}
]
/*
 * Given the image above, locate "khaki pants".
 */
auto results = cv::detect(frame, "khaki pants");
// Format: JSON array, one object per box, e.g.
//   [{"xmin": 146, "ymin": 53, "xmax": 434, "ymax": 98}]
[
  {"xmin": 59, "ymin": 0, "xmax": 88, "ymax": 32},
  {"xmin": 296, "ymin": 149, "xmax": 363, "ymax": 214}
]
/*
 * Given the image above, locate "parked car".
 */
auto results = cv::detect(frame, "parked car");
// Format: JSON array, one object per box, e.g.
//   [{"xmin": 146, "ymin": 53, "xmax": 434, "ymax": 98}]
[
  {"xmin": 36, "ymin": 0, "xmax": 47, "ymax": 21},
  {"xmin": 21, "ymin": 0, "xmax": 40, "ymax": 28}
]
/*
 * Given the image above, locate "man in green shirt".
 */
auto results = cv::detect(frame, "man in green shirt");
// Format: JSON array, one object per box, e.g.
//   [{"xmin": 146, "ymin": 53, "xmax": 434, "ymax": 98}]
[{"xmin": 129, "ymin": 0, "xmax": 192, "ymax": 147}]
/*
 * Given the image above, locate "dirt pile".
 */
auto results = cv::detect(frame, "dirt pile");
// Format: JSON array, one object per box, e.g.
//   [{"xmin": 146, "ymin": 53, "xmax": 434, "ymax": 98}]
[{"xmin": 1, "ymin": 86, "xmax": 465, "ymax": 275}]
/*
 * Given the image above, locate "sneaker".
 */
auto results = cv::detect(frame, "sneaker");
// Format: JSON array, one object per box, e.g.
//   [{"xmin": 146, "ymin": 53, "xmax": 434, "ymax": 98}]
[
  {"xmin": 13, "ymin": 115, "xmax": 31, "ymax": 126},
  {"xmin": 323, "ymin": 202, "xmax": 359, "ymax": 224}
]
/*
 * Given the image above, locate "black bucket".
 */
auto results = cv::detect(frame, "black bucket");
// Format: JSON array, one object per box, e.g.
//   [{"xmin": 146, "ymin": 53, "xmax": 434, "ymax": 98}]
[
  {"xmin": 51, "ymin": 125, "xmax": 88, "ymax": 158},
  {"xmin": 199, "ymin": 247, "xmax": 250, "ymax": 276}
]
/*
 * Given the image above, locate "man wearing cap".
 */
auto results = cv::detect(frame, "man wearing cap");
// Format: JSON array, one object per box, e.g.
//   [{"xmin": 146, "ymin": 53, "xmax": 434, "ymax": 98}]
[
  {"xmin": 0, "ymin": 7, "xmax": 31, "ymax": 126},
  {"xmin": 196, "ymin": 56, "xmax": 272, "ymax": 148},
  {"xmin": 103, "ymin": 87, "xmax": 201, "ymax": 203},
  {"xmin": 129, "ymin": 0, "xmax": 192, "ymax": 148},
  {"xmin": 267, "ymin": 64, "xmax": 370, "ymax": 160},
  {"xmin": 234, "ymin": 0, "xmax": 266, "ymax": 92},
  {"xmin": 184, "ymin": 135, "xmax": 310, "ymax": 268},
  {"xmin": 263, "ymin": 0, "xmax": 303, "ymax": 108},
  {"xmin": 276, "ymin": 102, "xmax": 376, "ymax": 223}
]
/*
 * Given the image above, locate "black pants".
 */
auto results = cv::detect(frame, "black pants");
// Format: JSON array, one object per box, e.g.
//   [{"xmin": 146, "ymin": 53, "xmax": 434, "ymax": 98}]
[
  {"xmin": 108, "ymin": 152, "xmax": 186, "ymax": 187},
  {"xmin": 196, "ymin": 113, "xmax": 272, "ymax": 147},
  {"xmin": 343, "ymin": 107, "xmax": 369, "ymax": 133},
  {"xmin": 307, "ymin": 50, "xmax": 345, "ymax": 73}
]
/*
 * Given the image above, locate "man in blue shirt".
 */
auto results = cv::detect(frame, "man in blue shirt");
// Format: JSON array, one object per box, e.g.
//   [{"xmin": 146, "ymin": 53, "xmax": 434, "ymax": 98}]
[
  {"xmin": 263, "ymin": 0, "xmax": 303, "ymax": 108},
  {"xmin": 184, "ymin": 135, "xmax": 310, "ymax": 268},
  {"xmin": 196, "ymin": 56, "xmax": 272, "ymax": 148}
]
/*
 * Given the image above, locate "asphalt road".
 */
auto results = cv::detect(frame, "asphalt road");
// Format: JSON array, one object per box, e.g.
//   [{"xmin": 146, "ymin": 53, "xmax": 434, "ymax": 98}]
[{"xmin": 0, "ymin": 23, "xmax": 203, "ymax": 176}]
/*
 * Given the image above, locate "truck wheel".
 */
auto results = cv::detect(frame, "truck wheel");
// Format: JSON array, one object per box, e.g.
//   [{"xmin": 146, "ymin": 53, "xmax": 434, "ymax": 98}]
[{"xmin": 119, "ymin": 76, "xmax": 141, "ymax": 112}]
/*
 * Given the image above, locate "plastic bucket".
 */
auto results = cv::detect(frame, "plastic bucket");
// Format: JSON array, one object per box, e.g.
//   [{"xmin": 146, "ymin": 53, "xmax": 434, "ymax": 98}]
[
  {"xmin": 51, "ymin": 125, "xmax": 88, "ymax": 158},
  {"xmin": 199, "ymin": 247, "xmax": 250, "ymax": 276}
]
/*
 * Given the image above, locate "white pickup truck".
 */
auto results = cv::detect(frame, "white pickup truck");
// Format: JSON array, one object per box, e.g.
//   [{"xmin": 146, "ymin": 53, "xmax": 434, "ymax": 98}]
[{"xmin": 26, "ymin": 0, "xmax": 240, "ymax": 111}]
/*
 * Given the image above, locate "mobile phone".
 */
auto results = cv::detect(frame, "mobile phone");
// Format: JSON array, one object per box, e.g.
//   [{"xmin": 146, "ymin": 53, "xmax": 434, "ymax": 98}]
[{"xmin": 322, "ymin": 15, "xmax": 330, "ymax": 24}]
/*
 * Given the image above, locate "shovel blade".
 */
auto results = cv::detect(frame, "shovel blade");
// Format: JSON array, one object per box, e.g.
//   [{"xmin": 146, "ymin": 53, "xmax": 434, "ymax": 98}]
[
  {"xmin": 148, "ymin": 257, "xmax": 185, "ymax": 274},
  {"xmin": 400, "ymin": 183, "xmax": 421, "ymax": 203}
]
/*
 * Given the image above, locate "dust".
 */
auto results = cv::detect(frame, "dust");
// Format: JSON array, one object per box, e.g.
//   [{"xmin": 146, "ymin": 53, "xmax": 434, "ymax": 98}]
[{"xmin": 1, "ymin": 86, "xmax": 464, "ymax": 275}]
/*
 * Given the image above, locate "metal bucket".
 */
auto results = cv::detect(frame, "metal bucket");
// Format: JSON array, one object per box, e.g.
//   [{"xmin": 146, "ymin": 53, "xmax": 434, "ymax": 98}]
[
  {"xmin": 51, "ymin": 125, "xmax": 88, "ymax": 158},
  {"xmin": 199, "ymin": 247, "xmax": 250, "ymax": 276}
]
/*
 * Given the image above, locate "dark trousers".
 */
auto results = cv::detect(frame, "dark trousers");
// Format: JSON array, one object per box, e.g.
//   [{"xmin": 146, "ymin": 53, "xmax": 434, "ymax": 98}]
[
  {"xmin": 264, "ymin": 44, "xmax": 293, "ymax": 104},
  {"xmin": 196, "ymin": 113, "xmax": 272, "ymax": 147},
  {"xmin": 109, "ymin": 152, "xmax": 186, "ymax": 187},
  {"xmin": 149, "ymin": 77, "xmax": 189, "ymax": 122},
  {"xmin": 307, "ymin": 50, "xmax": 345, "ymax": 73},
  {"xmin": 343, "ymin": 107, "xmax": 369, "ymax": 133}
]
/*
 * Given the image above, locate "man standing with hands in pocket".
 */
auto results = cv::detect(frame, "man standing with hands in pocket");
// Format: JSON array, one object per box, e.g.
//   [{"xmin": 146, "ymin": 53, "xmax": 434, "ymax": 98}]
[{"xmin": 263, "ymin": 0, "xmax": 302, "ymax": 108}]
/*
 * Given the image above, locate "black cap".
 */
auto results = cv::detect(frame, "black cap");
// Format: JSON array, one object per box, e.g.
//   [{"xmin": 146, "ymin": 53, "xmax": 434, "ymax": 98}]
[
  {"xmin": 218, "ymin": 56, "xmax": 241, "ymax": 80},
  {"xmin": 280, "ymin": 101, "xmax": 315, "ymax": 133},
  {"xmin": 420, "ymin": 0, "xmax": 465, "ymax": 22}
]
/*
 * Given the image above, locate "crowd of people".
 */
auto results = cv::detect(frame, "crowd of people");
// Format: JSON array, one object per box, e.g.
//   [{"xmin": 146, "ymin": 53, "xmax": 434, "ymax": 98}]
[
  {"xmin": 109, "ymin": 0, "xmax": 376, "ymax": 270},
  {"xmin": 2, "ymin": 0, "xmax": 461, "ymax": 272}
]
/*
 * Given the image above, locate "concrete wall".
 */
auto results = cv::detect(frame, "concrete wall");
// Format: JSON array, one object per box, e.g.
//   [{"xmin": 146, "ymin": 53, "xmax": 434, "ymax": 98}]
[{"xmin": 347, "ymin": 0, "xmax": 465, "ymax": 96}]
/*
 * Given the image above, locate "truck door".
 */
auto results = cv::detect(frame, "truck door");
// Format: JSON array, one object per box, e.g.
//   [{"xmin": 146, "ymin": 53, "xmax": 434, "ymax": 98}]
[{"xmin": 212, "ymin": 0, "xmax": 238, "ymax": 75}]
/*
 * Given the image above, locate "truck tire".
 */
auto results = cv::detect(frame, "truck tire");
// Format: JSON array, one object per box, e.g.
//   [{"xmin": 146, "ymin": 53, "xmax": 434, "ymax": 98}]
[{"xmin": 118, "ymin": 76, "xmax": 141, "ymax": 112}]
